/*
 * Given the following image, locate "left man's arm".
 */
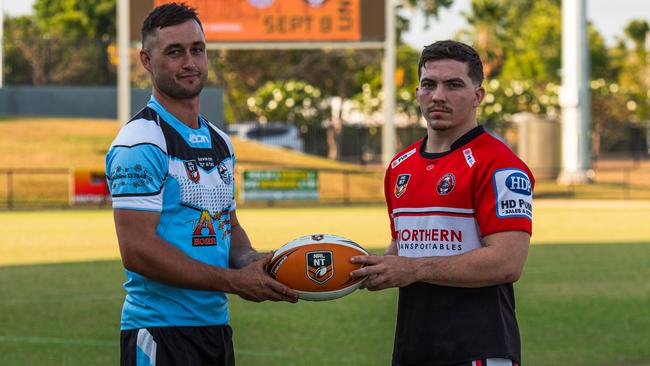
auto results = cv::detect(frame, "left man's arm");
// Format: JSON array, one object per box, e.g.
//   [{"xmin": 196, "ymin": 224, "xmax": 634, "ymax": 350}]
[{"xmin": 350, "ymin": 231, "xmax": 530, "ymax": 290}]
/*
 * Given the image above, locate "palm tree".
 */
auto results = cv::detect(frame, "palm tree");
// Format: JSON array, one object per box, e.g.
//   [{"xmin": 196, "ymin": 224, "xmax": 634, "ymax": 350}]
[{"xmin": 460, "ymin": 0, "xmax": 510, "ymax": 78}]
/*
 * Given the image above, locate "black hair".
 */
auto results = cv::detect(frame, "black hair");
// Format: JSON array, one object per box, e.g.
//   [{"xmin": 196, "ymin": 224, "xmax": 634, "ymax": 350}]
[
  {"xmin": 418, "ymin": 40, "xmax": 484, "ymax": 86},
  {"xmin": 141, "ymin": 2, "xmax": 203, "ymax": 48}
]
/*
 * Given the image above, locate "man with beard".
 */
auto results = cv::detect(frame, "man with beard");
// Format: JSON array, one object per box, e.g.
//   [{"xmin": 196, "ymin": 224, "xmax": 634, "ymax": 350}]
[
  {"xmin": 105, "ymin": 3, "xmax": 297, "ymax": 365},
  {"xmin": 350, "ymin": 41, "xmax": 534, "ymax": 366}
]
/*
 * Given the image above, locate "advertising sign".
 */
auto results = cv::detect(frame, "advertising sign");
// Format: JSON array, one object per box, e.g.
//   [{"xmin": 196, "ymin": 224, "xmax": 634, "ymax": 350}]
[
  {"xmin": 243, "ymin": 169, "xmax": 318, "ymax": 200},
  {"xmin": 153, "ymin": 0, "xmax": 361, "ymax": 42},
  {"xmin": 74, "ymin": 169, "xmax": 110, "ymax": 204}
]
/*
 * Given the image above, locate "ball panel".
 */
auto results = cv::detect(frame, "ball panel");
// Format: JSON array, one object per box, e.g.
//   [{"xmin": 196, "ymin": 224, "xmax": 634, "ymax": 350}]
[{"xmin": 296, "ymin": 284, "xmax": 363, "ymax": 301}]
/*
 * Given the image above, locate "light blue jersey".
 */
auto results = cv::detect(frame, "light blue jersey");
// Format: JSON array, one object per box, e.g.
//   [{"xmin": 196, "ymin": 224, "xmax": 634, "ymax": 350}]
[{"xmin": 106, "ymin": 96, "xmax": 235, "ymax": 330}]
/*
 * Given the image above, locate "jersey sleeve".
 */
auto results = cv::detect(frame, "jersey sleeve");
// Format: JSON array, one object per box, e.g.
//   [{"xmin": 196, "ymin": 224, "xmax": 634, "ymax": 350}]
[
  {"xmin": 474, "ymin": 155, "xmax": 535, "ymax": 237},
  {"xmin": 383, "ymin": 166, "xmax": 397, "ymax": 240},
  {"xmin": 105, "ymin": 144, "xmax": 168, "ymax": 212}
]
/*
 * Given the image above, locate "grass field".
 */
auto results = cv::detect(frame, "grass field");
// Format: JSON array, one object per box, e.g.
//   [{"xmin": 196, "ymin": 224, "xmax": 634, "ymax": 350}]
[
  {"xmin": 1, "ymin": 118, "xmax": 650, "ymax": 365},
  {"xmin": 1, "ymin": 243, "xmax": 648, "ymax": 366},
  {"xmin": 1, "ymin": 204, "xmax": 650, "ymax": 365},
  {"xmin": 2, "ymin": 203, "xmax": 650, "ymax": 265}
]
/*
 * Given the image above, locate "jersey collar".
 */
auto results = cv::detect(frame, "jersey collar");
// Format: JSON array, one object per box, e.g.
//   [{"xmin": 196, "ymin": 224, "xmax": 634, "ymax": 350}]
[
  {"xmin": 419, "ymin": 125, "xmax": 485, "ymax": 159},
  {"xmin": 147, "ymin": 95, "xmax": 206, "ymax": 132}
]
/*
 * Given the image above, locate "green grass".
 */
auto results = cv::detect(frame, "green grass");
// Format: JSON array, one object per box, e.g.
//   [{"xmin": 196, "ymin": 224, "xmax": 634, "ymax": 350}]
[
  {"xmin": 1, "ymin": 243, "xmax": 649, "ymax": 365},
  {"xmin": 2, "ymin": 203, "xmax": 650, "ymax": 265}
]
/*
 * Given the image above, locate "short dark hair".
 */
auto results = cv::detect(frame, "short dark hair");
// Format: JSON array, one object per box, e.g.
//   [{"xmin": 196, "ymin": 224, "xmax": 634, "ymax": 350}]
[
  {"xmin": 418, "ymin": 40, "xmax": 484, "ymax": 86},
  {"xmin": 141, "ymin": 2, "xmax": 203, "ymax": 48}
]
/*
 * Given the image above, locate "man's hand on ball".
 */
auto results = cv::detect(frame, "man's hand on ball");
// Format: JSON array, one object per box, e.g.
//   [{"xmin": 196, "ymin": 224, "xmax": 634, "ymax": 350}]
[
  {"xmin": 230, "ymin": 253, "xmax": 299, "ymax": 303},
  {"xmin": 349, "ymin": 255, "xmax": 417, "ymax": 291}
]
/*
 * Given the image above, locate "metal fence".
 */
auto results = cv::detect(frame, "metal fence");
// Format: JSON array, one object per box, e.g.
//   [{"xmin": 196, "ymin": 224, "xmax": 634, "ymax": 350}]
[
  {"xmin": 1, "ymin": 158, "xmax": 649, "ymax": 210},
  {"xmin": 0, "ymin": 168, "xmax": 73, "ymax": 209},
  {"xmin": 0, "ymin": 167, "xmax": 385, "ymax": 210}
]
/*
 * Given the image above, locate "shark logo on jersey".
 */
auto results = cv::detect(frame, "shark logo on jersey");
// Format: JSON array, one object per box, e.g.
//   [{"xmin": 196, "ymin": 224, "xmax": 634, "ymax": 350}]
[
  {"xmin": 394, "ymin": 174, "xmax": 411, "ymax": 198},
  {"xmin": 436, "ymin": 173, "xmax": 455, "ymax": 195},
  {"xmin": 218, "ymin": 162, "xmax": 232, "ymax": 185},
  {"xmin": 184, "ymin": 160, "xmax": 200, "ymax": 183}
]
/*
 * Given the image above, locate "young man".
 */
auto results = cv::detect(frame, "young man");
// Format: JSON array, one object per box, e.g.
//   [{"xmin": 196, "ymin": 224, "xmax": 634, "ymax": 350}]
[
  {"xmin": 105, "ymin": 4, "xmax": 297, "ymax": 365},
  {"xmin": 351, "ymin": 40, "xmax": 534, "ymax": 366}
]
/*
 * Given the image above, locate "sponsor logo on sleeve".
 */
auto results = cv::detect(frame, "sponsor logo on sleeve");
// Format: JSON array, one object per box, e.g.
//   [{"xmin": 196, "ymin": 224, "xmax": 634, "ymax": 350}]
[
  {"xmin": 391, "ymin": 148, "xmax": 416, "ymax": 169},
  {"xmin": 493, "ymin": 168, "xmax": 532, "ymax": 219},
  {"xmin": 394, "ymin": 174, "xmax": 411, "ymax": 198},
  {"xmin": 109, "ymin": 164, "xmax": 155, "ymax": 191},
  {"xmin": 436, "ymin": 173, "xmax": 456, "ymax": 195}
]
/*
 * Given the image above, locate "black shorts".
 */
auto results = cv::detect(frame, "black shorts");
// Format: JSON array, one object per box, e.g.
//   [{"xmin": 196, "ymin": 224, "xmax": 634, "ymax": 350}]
[{"xmin": 120, "ymin": 325, "xmax": 235, "ymax": 366}]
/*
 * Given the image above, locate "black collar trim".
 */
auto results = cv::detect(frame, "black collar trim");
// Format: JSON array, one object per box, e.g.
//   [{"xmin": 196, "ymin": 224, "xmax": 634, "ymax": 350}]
[{"xmin": 419, "ymin": 125, "xmax": 486, "ymax": 159}]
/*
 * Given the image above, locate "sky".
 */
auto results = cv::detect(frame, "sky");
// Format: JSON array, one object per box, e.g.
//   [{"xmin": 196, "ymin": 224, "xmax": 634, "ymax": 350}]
[
  {"xmin": 3, "ymin": 0, "xmax": 649, "ymax": 47},
  {"xmin": 401, "ymin": 0, "xmax": 650, "ymax": 48}
]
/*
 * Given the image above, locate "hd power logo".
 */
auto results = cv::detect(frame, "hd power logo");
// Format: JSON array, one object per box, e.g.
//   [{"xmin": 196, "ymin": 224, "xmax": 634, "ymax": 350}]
[{"xmin": 493, "ymin": 168, "xmax": 532, "ymax": 219}]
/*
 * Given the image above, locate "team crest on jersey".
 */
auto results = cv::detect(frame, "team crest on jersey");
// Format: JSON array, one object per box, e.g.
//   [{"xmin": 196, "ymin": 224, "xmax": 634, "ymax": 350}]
[
  {"xmin": 218, "ymin": 162, "xmax": 233, "ymax": 185},
  {"xmin": 394, "ymin": 174, "xmax": 411, "ymax": 198},
  {"xmin": 436, "ymin": 173, "xmax": 455, "ymax": 195},
  {"xmin": 306, "ymin": 251, "xmax": 334, "ymax": 285},
  {"xmin": 184, "ymin": 160, "xmax": 200, "ymax": 183}
]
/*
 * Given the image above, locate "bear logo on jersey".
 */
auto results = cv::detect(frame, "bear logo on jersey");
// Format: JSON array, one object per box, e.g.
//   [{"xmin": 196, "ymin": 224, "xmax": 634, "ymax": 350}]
[
  {"xmin": 394, "ymin": 174, "xmax": 411, "ymax": 198},
  {"xmin": 184, "ymin": 160, "xmax": 200, "ymax": 183},
  {"xmin": 306, "ymin": 251, "xmax": 334, "ymax": 285},
  {"xmin": 436, "ymin": 173, "xmax": 455, "ymax": 195}
]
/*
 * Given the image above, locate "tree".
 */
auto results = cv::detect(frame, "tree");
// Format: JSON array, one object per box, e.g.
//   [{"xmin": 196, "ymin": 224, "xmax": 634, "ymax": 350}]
[
  {"xmin": 397, "ymin": 0, "xmax": 454, "ymax": 44},
  {"xmin": 456, "ymin": 0, "xmax": 510, "ymax": 78},
  {"xmin": 619, "ymin": 20, "xmax": 649, "ymax": 124},
  {"xmin": 3, "ymin": 0, "xmax": 117, "ymax": 85}
]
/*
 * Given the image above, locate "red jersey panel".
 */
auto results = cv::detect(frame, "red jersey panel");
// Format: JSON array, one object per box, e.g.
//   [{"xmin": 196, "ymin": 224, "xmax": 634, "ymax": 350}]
[{"xmin": 385, "ymin": 127, "xmax": 534, "ymax": 258}]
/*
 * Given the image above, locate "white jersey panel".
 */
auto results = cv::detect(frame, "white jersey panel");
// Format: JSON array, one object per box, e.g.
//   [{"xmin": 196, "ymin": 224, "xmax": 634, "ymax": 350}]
[
  {"xmin": 394, "ymin": 214, "xmax": 482, "ymax": 257},
  {"xmin": 109, "ymin": 117, "xmax": 167, "ymax": 153}
]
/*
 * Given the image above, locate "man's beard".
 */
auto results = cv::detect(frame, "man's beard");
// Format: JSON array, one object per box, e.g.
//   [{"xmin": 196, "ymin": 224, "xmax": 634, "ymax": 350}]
[
  {"xmin": 427, "ymin": 119, "xmax": 453, "ymax": 131},
  {"xmin": 157, "ymin": 74, "xmax": 205, "ymax": 99}
]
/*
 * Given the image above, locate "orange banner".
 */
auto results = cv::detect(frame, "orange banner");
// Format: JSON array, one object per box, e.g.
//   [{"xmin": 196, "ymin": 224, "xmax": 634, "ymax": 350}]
[{"xmin": 154, "ymin": 0, "xmax": 361, "ymax": 42}]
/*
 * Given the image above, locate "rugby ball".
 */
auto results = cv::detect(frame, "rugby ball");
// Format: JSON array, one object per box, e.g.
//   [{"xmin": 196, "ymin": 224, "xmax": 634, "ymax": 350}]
[{"xmin": 267, "ymin": 234, "xmax": 368, "ymax": 301}]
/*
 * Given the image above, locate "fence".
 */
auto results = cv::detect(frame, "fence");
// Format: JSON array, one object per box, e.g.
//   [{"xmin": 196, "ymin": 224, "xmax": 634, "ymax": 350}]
[
  {"xmin": 0, "ymin": 167, "xmax": 385, "ymax": 210},
  {"xmin": 0, "ymin": 168, "xmax": 73, "ymax": 209},
  {"xmin": 1, "ymin": 158, "xmax": 649, "ymax": 210}
]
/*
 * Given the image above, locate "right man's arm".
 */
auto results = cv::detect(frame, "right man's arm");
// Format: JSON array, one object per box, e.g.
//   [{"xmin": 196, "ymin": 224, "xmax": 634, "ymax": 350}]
[{"xmin": 114, "ymin": 209, "xmax": 297, "ymax": 302}]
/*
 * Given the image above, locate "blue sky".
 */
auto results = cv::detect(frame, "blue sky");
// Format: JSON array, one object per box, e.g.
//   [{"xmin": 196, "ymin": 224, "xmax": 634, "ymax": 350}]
[{"xmin": 4, "ymin": 0, "xmax": 649, "ymax": 47}]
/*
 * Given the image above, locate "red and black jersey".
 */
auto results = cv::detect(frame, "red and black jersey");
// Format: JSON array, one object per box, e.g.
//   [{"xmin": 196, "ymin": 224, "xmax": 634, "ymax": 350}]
[{"xmin": 385, "ymin": 126, "xmax": 534, "ymax": 366}]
